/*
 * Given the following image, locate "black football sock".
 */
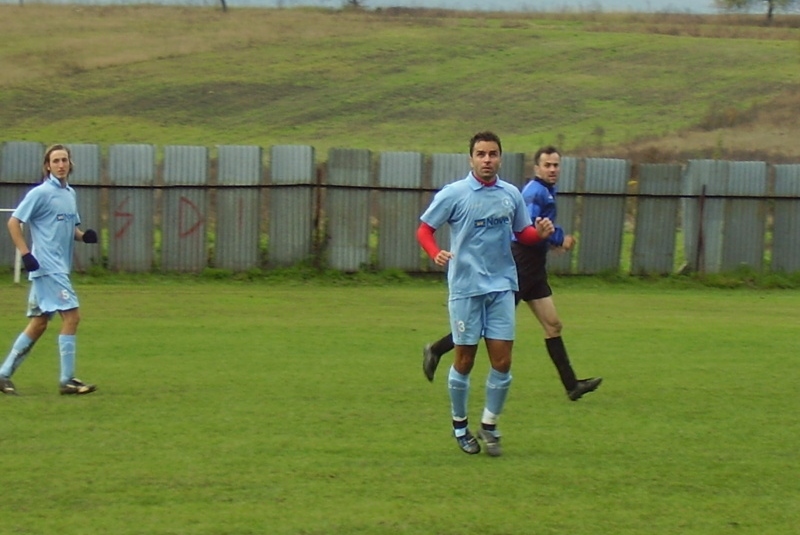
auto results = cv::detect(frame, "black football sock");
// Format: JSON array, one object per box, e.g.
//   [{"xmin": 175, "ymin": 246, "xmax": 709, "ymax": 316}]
[
  {"xmin": 545, "ymin": 336, "xmax": 578, "ymax": 392},
  {"xmin": 453, "ymin": 418, "xmax": 469, "ymax": 437},
  {"xmin": 430, "ymin": 333, "xmax": 454, "ymax": 357}
]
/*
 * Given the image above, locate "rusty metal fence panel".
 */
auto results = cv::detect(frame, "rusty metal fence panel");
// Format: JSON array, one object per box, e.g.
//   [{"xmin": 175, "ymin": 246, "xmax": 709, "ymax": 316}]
[
  {"xmin": 772, "ymin": 164, "xmax": 800, "ymax": 273},
  {"xmin": 269, "ymin": 145, "xmax": 315, "ymax": 267},
  {"xmin": 0, "ymin": 141, "xmax": 42, "ymax": 183},
  {"xmin": 430, "ymin": 153, "xmax": 468, "ymax": 190},
  {"xmin": 578, "ymin": 158, "xmax": 630, "ymax": 274},
  {"xmin": 377, "ymin": 151, "xmax": 424, "ymax": 271},
  {"xmin": 3, "ymin": 138, "xmax": 800, "ymax": 277},
  {"xmin": 722, "ymin": 161, "xmax": 767, "ymax": 272},
  {"xmin": 67, "ymin": 143, "xmax": 103, "ymax": 272},
  {"xmin": 216, "ymin": 145, "xmax": 263, "ymax": 271},
  {"xmin": 501, "ymin": 152, "xmax": 526, "ymax": 190},
  {"xmin": 326, "ymin": 148, "xmax": 371, "ymax": 272},
  {"xmin": 108, "ymin": 144, "xmax": 156, "ymax": 272},
  {"xmin": 683, "ymin": 160, "xmax": 728, "ymax": 273},
  {"xmin": 631, "ymin": 164, "xmax": 682, "ymax": 275},
  {"xmin": 162, "ymin": 145, "xmax": 208, "ymax": 272},
  {"xmin": 548, "ymin": 156, "xmax": 579, "ymax": 275}
]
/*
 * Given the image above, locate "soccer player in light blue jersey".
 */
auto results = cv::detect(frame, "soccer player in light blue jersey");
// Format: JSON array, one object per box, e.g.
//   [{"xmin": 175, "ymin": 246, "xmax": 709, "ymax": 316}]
[
  {"xmin": 1, "ymin": 144, "xmax": 99, "ymax": 396},
  {"xmin": 416, "ymin": 131, "xmax": 554, "ymax": 456},
  {"xmin": 422, "ymin": 146, "xmax": 602, "ymax": 401}
]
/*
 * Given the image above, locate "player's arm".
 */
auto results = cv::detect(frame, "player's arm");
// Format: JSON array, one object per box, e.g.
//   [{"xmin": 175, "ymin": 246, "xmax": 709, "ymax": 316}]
[
  {"xmin": 7, "ymin": 216, "xmax": 30, "ymax": 255},
  {"xmin": 416, "ymin": 222, "xmax": 452, "ymax": 266},
  {"xmin": 514, "ymin": 217, "xmax": 555, "ymax": 245},
  {"xmin": 516, "ymin": 186, "xmax": 553, "ymax": 245},
  {"xmin": 528, "ymin": 188, "xmax": 567, "ymax": 249},
  {"xmin": 527, "ymin": 188, "xmax": 563, "ymax": 246},
  {"xmin": 546, "ymin": 225, "xmax": 566, "ymax": 248},
  {"xmin": 7, "ymin": 216, "xmax": 38, "ymax": 271},
  {"xmin": 559, "ymin": 234, "xmax": 576, "ymax": 251}
]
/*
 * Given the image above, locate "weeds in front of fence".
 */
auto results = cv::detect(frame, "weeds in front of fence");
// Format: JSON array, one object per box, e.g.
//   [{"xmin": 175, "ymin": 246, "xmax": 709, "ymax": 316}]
[{"xmin": 6, "ymin": 261, "xmax": 800, "ymax": 290}]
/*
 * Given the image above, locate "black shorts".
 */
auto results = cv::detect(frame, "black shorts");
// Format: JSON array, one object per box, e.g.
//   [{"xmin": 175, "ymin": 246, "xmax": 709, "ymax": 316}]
[{"xmin": 512, "ymin": 241, "xmax": 552, "ymax": 302}]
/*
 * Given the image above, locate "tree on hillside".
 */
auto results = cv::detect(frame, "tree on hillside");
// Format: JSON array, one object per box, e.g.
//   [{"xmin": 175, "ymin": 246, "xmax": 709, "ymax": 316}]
[{"xmin": 714, "ymin": 0, "xmax": 799, "ymax": 23}]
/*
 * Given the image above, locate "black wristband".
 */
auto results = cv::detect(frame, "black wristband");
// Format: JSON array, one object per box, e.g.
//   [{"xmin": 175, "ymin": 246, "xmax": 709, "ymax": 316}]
[
  {"xmin": 22, "ymin": 253, "xmax": 40, "ymax": 272},
  {"xmin": 82, "ymin": 229, "xmax": 98, "ymax": 244}
]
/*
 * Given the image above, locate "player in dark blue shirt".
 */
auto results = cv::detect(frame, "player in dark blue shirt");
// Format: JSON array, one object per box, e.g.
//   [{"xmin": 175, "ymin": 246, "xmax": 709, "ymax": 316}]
[{"xmin": 422, "ymin": 145, "xmax": 602, "ymax": 401}]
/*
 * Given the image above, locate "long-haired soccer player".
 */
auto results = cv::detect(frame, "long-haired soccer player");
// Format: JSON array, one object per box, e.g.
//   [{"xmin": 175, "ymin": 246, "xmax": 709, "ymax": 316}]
[{"xmin": 1, "ymin": 144, "xmax": 99, "ymax": 396}]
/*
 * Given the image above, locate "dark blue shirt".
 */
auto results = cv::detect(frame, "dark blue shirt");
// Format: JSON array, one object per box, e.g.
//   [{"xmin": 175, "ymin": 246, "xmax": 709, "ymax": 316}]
[{"xmin": 519, "ymin": 177, "xmax": 565, "ymax": 250}]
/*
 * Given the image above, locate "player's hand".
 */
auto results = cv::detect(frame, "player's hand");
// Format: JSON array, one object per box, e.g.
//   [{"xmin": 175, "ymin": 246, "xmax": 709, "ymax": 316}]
[
  {"xmin": 534, "ymin": 217, "xmax": 555, "ymax": 239},
  {"xmin": 434, "ymin": 250, "xmax": 453, "ymax": 267},
  {"xmin": 82, "ymin": 229, "xmax": 98, "ymax": 244},
  {"xmin": 22, "ymin": 253, "xmax": 39, "ymax": 272},
  {"xmin": 562, "ymin": 235, "xmax": 576, "ymax": 251}
]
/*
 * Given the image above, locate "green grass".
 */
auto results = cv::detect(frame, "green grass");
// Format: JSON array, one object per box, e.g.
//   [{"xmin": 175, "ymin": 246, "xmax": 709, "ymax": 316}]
[
  {"xmin": 1, "ymin": 277, "xmax": 798, "ymax": 534},
  {"xmin": 0, "ymin": 6, "xmax": 798, "ymax": 158}
]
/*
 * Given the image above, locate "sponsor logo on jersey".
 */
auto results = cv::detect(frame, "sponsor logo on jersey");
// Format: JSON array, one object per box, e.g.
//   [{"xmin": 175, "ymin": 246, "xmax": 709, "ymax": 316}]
[{"xmin": 474, "ymin": 215, "xmax": 510, "ymax": 228}]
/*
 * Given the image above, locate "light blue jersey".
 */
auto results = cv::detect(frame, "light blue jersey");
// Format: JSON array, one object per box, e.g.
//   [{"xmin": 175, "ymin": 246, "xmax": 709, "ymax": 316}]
[
  {"xmin": 420, "ymin": 173, "xmax": 532, "ymax": 299},
  {"xmin": 12, "ymin": 175, "xmax": 80, "ymax": 280}
]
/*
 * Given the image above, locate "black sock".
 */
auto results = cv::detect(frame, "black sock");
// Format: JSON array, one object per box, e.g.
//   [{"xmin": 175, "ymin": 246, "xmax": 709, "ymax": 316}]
[
  {"xmin": 545, "ymin": 336, "xmax": 578, "ymax": 391},
  {"xmin": 430, "ymin": 333, "xmax": 454, "ymax": 357}
]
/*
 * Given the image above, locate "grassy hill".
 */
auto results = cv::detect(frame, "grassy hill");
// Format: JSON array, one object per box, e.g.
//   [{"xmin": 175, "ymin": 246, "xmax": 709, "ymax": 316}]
[{"xmin": 1, "ymin": 5, "xmax": 798, "ymax": 163}]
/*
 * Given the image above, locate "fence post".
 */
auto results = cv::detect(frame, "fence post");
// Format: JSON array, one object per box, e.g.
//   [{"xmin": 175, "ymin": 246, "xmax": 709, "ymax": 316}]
[
  {"xmin": 772, "ymin": 164, "xmax": 800, "ymax": 273},
  {"xmin": 269, "ymin": 145, "xmax": 316, "ymax": 267},
  {"xmin": 721, "ymin": 162, "xmax": 767, "ymax": 272},
  {"xmin": 0, "ymin": 141, "xmax": 44, "ymax": 276},
  {"xmin": 632, "ymin": 163, "xmax": 682, "ymax": 275},
  {"xmin": 377, "ymin": 151, "xmax": 424, "ymax": 271},
  {"xmin": 108, "ymin": 144, "xmax": 156, "ymax": 272},
  {"xmin": 326, "ymin": 148, "xmax": 372, "ymax": 272},
  {"xmin": 683, "ymin": 160, "xmax": 729, "ymax": 274},
  {"xmin": 162, "ymin": 145, "xmax": 209, "ymax": 272},
  {"xmin": 577, "ymin": 158, "xmax": 630, "ymax": 274}
]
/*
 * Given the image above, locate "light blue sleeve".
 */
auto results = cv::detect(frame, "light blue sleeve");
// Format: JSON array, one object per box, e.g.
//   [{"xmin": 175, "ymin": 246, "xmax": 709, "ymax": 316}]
[
  {"xmin": 420, "ymin": 184, "xmax": 456, "ymax": 229},
  {"xmin": 11, "ymin": 186, "xmax": 41, "ymax": 223},
  {"xmin": 72, "ymin": 188, "xmax": 81, "ymax": 227},
  {"xmin": 511, "ymin": 188, "xmax": 532, "ymax": 232}
]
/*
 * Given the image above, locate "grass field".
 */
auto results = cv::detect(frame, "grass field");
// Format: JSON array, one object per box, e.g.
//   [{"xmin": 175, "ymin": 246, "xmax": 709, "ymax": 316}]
[
  {"xmin": 0, "ymin": 6, "xmax": 798, "ymax": 163},
  {"xmin": 1, "ymin": 277, "xmax": 798, "ymax": 534}
]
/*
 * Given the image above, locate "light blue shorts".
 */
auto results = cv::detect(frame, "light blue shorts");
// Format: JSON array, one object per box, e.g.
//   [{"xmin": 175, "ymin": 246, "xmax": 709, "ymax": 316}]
[
  {"xmin": 27, "ymin": 273, "xmax": 80, "ymax": 317},
  {"xmin": 448, "ymin": 290, "xmax": 516, "ymax": 345}
]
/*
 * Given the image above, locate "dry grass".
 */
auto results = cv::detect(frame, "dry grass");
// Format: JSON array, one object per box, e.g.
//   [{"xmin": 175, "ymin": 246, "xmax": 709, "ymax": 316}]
[
  {"xmin": 598, "ymin": 87, "xmax": 800, "ymax": 163},
  {"xmin": 3, "ymin": 7, "xmax": 796, "ymax": 91},
  {"xmin": 1, "ymin": 5, "xmax": 798, "ymax": 164},
  {"xmin": 0, "ymin": 6, "xmax": 390, "ymax": 88},
  {"xmin": 381, "ymin": 8, "xmax": 800, "ymax": 35}
]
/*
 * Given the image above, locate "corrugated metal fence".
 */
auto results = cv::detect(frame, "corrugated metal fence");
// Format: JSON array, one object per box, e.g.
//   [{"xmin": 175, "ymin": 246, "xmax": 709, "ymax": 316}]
[{"xmin": 1, "ymin": 140, "xmax": 799, "ymax": 275}]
